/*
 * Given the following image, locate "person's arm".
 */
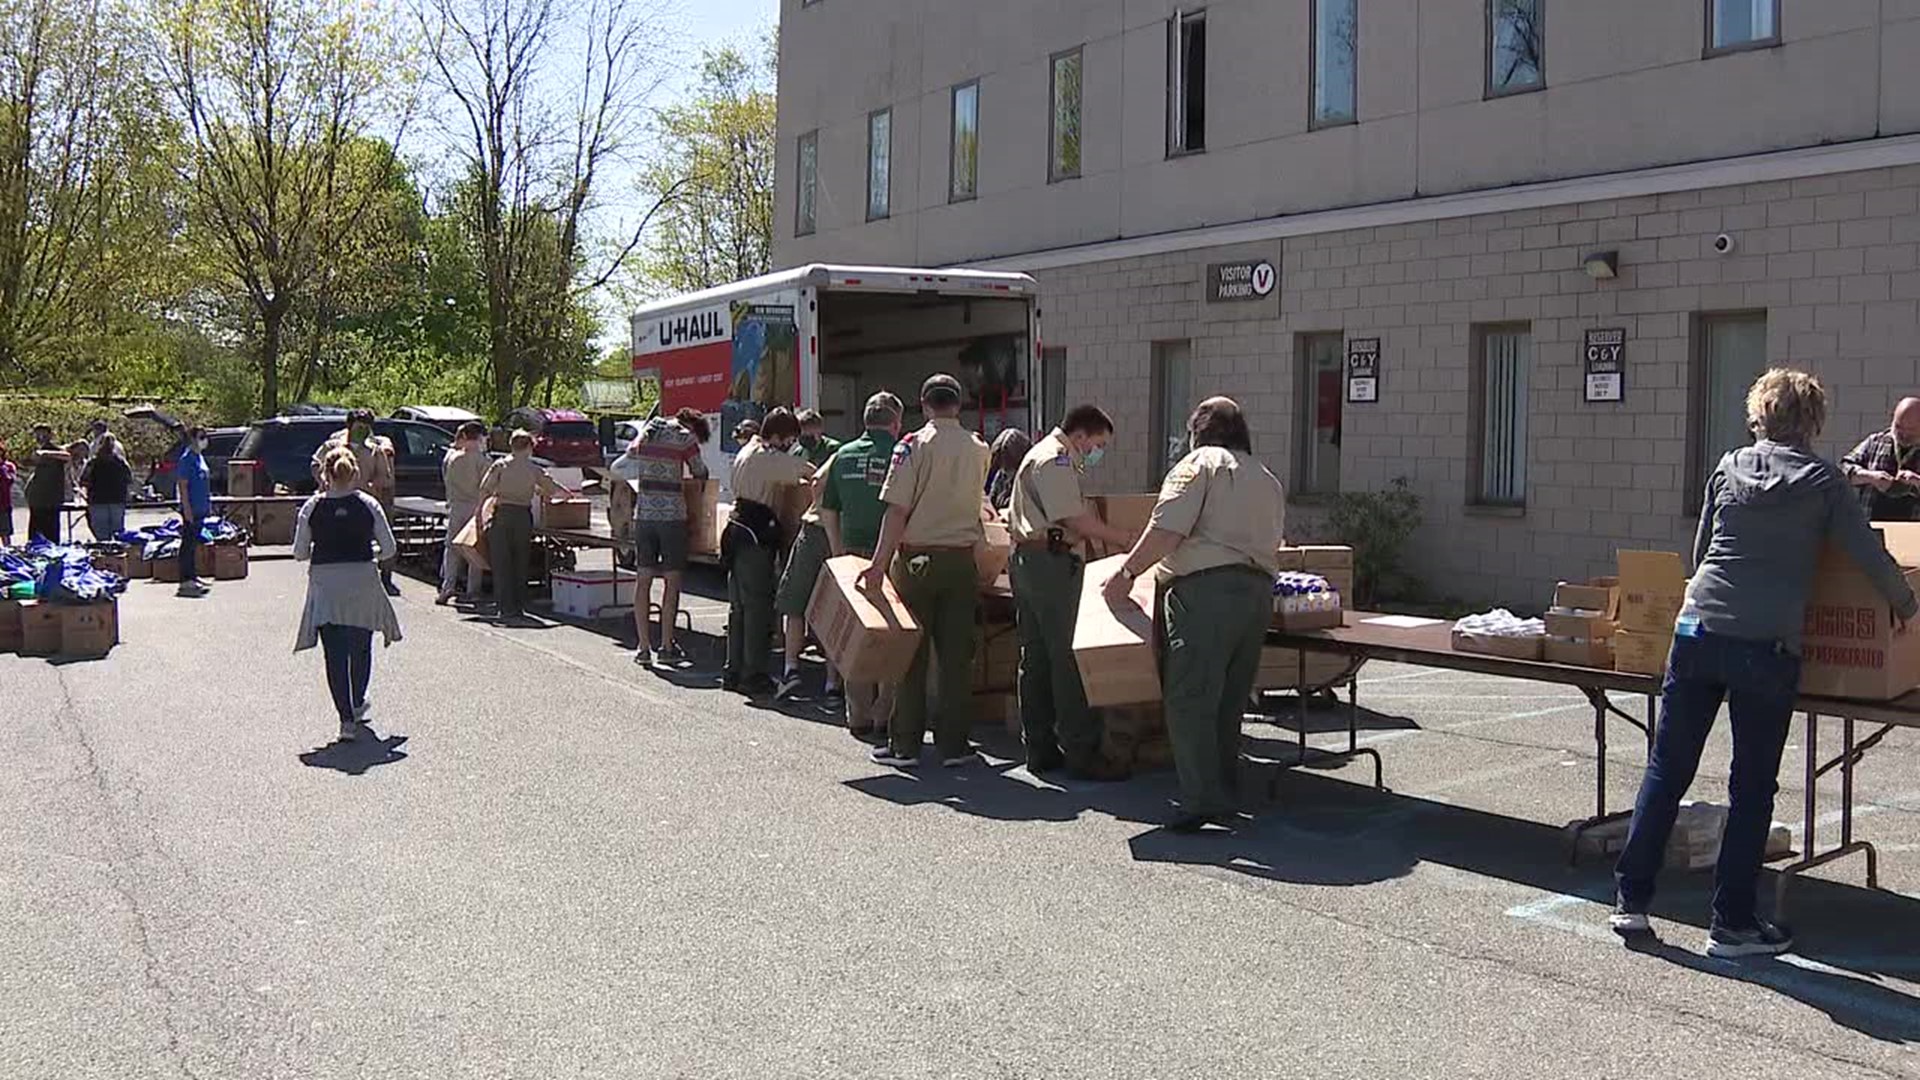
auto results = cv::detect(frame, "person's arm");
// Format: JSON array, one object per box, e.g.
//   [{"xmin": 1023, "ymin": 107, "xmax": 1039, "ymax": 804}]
[
  {"xmin": 1691, "ymin": 469, "xmax": 1720, "ymax": 571},
  {"xmin": 818, "ymin": 508, "xmax": 845, "ymax": 556},
  {"xmin": 1102, "ymin": 528, "xmax": 1185, "ymax": 603},
  {"xmin": 367, "ymin": 494, "xmax": 399, "ymax": 562},
  {"xmin": 1841, "ymin": 436, "xmax": 1894, "ymax": 491},
  {"xmin": 535, "ymin": 468, "xmax": 565, "ymax": 500},
  {"xmin": 860, "ymin": 504, "xmax": 913, "ymax": 590},
  {"xmin": 858, "ymin": 440, "xmax": 919, "ymax": 590},
  {"xmin": 479, "ymin": 461, "xmax": 502, "ymax": 499},
  {"xmin": 177, "ymin": 471, "xmax": 194, "ymax": 522},
  {"xmin": 292, "ymin": 496, "xmax": 318, "ymax": 561},
  {"xmin": 1825, "ymin": 469, "xmax": 1919, "ymax": 624},
  {"xmin": 685, "ymin": 443, "xmax": 709, "ymax": 479},
  {"xmin": 1066, "ymin": 510, "xmax": 1136, "ymax": 551},
  {"xmin": 1102, "ymin": 455, "xmax": 1208, "ymax": 601}
]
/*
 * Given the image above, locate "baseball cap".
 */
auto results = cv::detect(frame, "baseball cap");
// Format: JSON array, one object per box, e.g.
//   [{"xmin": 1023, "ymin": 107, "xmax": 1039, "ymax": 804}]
[{"xmin": 921, "ymin": 373, "xmax": 963, "ymax": 406}]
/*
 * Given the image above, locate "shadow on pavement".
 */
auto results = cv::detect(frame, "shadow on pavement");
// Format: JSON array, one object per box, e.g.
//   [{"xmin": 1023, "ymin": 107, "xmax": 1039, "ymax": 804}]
[
  {"xmin": 299, "ymin": 734, "xmax": 409, "ymax": 775},
  {"xmin": 1624, "ymin": 936, "xmax": 1920, "ymax": 1044},
  {"xmin": 1246, "ymin": 691, "xmax": 1420, "ymax": 739}
]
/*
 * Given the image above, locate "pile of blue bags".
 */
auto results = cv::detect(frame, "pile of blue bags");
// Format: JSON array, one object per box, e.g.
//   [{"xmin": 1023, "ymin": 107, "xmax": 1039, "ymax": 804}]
[
  {"xmin": 0, "ymin": 539, "xmax": 128, "ymax": 603},
  {"xmin": 117, "ymin": 516, "xmax": 246, "ymax": 563}
]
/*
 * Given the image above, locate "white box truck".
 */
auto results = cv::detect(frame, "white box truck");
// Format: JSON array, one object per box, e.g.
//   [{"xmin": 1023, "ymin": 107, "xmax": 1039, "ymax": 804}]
[{"xmin": 629, "ymin": 263, "xmax": 1043, "ymax": 494}]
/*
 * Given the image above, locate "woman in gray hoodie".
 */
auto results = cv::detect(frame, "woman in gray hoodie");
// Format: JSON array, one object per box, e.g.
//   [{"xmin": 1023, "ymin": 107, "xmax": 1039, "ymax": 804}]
[{"xmin": 1610, "ymin": 369, "xmax": 1917, "ymax": 957}]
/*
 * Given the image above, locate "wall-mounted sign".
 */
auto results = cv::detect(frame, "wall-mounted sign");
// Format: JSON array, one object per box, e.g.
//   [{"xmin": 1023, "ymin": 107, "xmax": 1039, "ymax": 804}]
[
  {"xmin": 1345, "ymin": 337, "xmax": 1381, "ymax": 403},
  {"xmin": 1206, "ymin": 259, "xmax": 1277, "ymax": 302},
  {"xmin": 1583, "ymin": 328, "xmax": 1626, "ymax": 403}
]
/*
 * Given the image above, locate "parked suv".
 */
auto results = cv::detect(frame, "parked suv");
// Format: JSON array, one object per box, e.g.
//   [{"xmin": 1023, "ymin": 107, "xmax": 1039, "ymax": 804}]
[
  {"xmin": 234, "ymin": 416, "xmax": 455, "ymax": 497},
  {"xmin": 122, "ymin": 407, "xmax": 246, "ymax": 497},
  {"xmin": 499, "ymin": 407, "xmax": 601, "ymax": 468},
  {"xmin": 393, "ymin": 405, "xmax": 483, "ymax": 434}
]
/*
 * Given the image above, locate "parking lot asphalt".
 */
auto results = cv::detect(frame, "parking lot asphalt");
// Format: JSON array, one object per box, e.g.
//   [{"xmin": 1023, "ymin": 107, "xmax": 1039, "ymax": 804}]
[{"xmin": 4, "ymin": 525, "xmax": 1919, "ymax": 1078}]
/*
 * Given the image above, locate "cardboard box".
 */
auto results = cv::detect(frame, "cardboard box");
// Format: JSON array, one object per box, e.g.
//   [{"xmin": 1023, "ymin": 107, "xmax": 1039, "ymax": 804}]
[
  {"xmin": 973, "ymin": 691, "xmax": 1021, "ymax": 735},
  {"xmin": 1272, "ymin": 605, "xmax": 1344, "ymax": 632},
  {"xmin": 971, "ymin": 620, "xmax": 1020, "ymax": 694},
  {"xmin": 551, "ymin": 568, "xmax": 637, "ymax": 619},
  {"xmin": 1071, "ymin": 554, "xmax": 1164, "ymax": 707},
  {"xmin": 1254, "ymin": 648, "xmax": 1356, "ymax": 691},
  {"xmin": 1090, "ymin": 494, "xmax": 1159, "ymax": 558},
  {"xmin": 1543, "ymin": 611, "xmax": 1615, "ymax": 642},
  {"xmin": 684, "ymin": 479, "xmax": 722, "ymax": 556},
  {"xmin": 123, "ymin": 548, "xmax": 151, "ymax": 579},
  {"xmin": 608, "ymin": 478, "xmax": 637, "ymax": 546},
  {"xmin": 1613, "ymin": 629, "xmax": 1673, "ymax": 676},
  {"xmin": 1545, "ymin": 636, "xmax": 1615, "ymax": 669},
  {"xmin": 0, "ymin": 597, "xmax": 22, "ymax": 652},
  {"xmin": 227, "ymin": 460, "xmax": 266, "ymax": 497},
  {"xmin": 535, "ymin": 497, "xmax": 593, "ymax": 532},
  {"xmin": 58, "ymin": 600, "xmax": 117, "ymax": 657},
  {"xmin": 806, "ymin": 554, "xmax": 923, "ymax": 683},
  {"xmin": 1272, "ymin": 547, "xmax": 1305, "ymax": 572},
  {"xmin": 1553, "ymin": 576, "xmax": 1619, "ymax": 618},
  {"xmin": 773, "ymin": 480, "xmax": 814, "ymax": 546},
  {"xmin": 251, "ymin": 502, "xmax": 297, "ymax": 546},
  {"xmin": 1450, "ymin": 630, "xmax": 1544, "ymax": 661},
  {"xmin": 211, "ymin": 542, "xmax": 249, "ymax": 580},
  {"xmin": 89, "ymin": 547, "xmax": 128, "ymax": 578},
  {"xmin": 1799, "ymin": 522, "xmax": 1920, "ymax": 699},
  {"xmin": 20, "ymin": 600, "xmax": 61, "ymax": 656},
  {"xmin": 153, "ymin": 548, "xmax": 203, "ymax": 582},
  {"xmin": 1617, "ymin": 551, "xmax": 1686, "ymax": 633},
  {"xmin": 452, "ymin": 499, "xmax": 493, "ymax": 572},
  {"xmin": 1294, "ymin": 545, "xmax": 1354, "ymax": 570},
  {"xmin": 975, "ymin": 520, "xmax": 1012, "ymax": 585}
]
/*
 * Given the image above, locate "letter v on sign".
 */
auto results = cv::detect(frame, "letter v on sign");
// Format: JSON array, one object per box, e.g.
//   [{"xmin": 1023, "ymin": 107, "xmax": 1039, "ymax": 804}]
[{"xmin": 1251, "ymin": 261, "xmax": 1276, "ymax": 297}]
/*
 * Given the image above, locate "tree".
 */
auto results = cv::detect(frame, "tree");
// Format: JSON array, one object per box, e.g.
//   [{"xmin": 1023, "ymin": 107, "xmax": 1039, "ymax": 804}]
[
  {"xmin": 418, "ymin": 0, "xmax": 676, "ymax": 419},
  {"xmin": 0, "ymin": 0, "xmax": 176, "ymax": 381},
  {"xmin": 152, "ymin": 0, "xmax": 414, "ymax": 416},
  {"xmin": 626, "ymin": 43, "xmax": 774, "ymax": 299}
]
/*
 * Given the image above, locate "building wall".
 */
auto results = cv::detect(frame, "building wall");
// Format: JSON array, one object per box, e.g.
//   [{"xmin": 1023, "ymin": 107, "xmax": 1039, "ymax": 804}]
[
  {"xmin": 1041, "ymin": 165, "xmax": 1920, "ymax": 608},
  {"xmin": 775, "ymin": 0, "xmax": 1920, "ymax": 270}
]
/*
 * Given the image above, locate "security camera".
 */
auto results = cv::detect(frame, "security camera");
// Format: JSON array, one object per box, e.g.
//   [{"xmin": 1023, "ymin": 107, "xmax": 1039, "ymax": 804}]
[{"xmin": 1712, "ymin": 233, "xmax": 1736, "ymax": 255}]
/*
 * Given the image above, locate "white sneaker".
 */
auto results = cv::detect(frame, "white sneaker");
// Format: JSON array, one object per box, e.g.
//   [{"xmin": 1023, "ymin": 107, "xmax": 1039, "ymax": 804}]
[{"xmin": 869, "ymin": 746, "xmax": 919, "ymax": 768}]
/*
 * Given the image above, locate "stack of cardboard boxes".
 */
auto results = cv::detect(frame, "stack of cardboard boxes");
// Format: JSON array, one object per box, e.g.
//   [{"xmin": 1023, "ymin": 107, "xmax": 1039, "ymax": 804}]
[
  {"xmin": 1544, "ymin": 577, "xmax": 1618, "ymax": 669},
  {"xmin": 1257, "ymin": 545, "xmax": 1355, "ymax": 690},
  {"xmin": 1, "ymin": 596, "xmax": 118, "ymax": 659},
  {"xmin": 1614, "ymin": 551, "xmax": 1686, "ymax": 676}
]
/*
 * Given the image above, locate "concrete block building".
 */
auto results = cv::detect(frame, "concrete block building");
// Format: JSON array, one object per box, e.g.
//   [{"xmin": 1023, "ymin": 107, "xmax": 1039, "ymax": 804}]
[{"xmin": 772, "ymin": 0, "xmax": 1920, "ymax": 607}]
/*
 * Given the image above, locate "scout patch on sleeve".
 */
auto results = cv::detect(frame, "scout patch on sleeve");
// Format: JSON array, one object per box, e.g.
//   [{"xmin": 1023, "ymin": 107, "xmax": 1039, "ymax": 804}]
[
  {"xmin": 892, "ymin": 435, "xmax": 914, "ymax": 462},
  {"xmin": 1160, "ymin": 458, "xmax": 1201, "ymax": 498},
  {"xmin": 1052, "ymin": 453, "xmax": 1071, "ymax": 466}
]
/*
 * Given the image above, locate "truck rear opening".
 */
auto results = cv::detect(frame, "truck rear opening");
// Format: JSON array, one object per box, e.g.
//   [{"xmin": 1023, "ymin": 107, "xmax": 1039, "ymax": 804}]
[{"xmin": 631, "ymin": 264, "xmax": 1041, "ymax": 495}]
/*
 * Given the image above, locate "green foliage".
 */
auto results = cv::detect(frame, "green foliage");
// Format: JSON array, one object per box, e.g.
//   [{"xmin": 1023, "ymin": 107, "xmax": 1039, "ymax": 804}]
[{"xmin": 1325, "ymin": 477, "xmax": 1424, "ymax": 606}]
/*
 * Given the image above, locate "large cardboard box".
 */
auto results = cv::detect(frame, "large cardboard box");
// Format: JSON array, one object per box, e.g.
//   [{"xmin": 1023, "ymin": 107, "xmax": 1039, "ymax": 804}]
[
  {"xmin": 211, "ymin": 542, "xmax": 249, "ymax": 580},
  {"xmin": 807, "ymin": 555, "xmax": 922, "ymax": 683},
  {"xmin": 1613, "ymin": 629, "xmax": 1673, "ymax": 676},
  {"xmin": 1279, "ymin": 544, "xmax": 1356, "ymax": 603},
  {"xmin": 20, "ymin": 600, "xmax": 61, "ymax": 656},
  {"xmin": 1090, "ymin": 494, "xmax": 1159, "ymax": 558},
  {"xmin": 0, "ymin": 597, "xmax": 22, "ymax": 652},
  {"xmin": 535, "ymin": 497, "xmax": 593, "ymax": 531},
  {"xmin": 1543, "ymin": 611, "xmax": 1615, "ymax": 642},
  {"xmin": 1545, "ymin": 637, "xmax": 1615, "ymax": 669},
  {"xmin": 58, "ymin": 600, "xmax": 117, "ymax": 657},
  {"xmin": 609, "ymin": 477, "xmax": 637, "ymax": 547},
  {"xmin": 1617, "ymin": 551, "xmax": 1686, "ymax": 633},
  {"xmin": 452, "ymin": 498, "xmax": 493, "ymax": 572},
  {"xmin": 773, "ymin": 480, "xmax": 814, "ymax": 546},
  {"xmin": 975, "ymin": 520, "xmax": 1012, "ymax": 585},
  {"xmin": 1451, "ymin": 630, "xmax": 1545, "ymax": 661},
  {"xmin": 971, "ymin": 619, "xmax": 1020, "ymax": 695},
  {"xmin": 1071, "ymin": 554, "xmax": 1163, "ymax": 707},
  {"xmin": 227, "ymin": 460, "xmax": 266, "ymax": 497},
  {"xmin": 251, "ymin": 502, "xmax": 297, "ymax": 546},
  {"xmin": 1553, "ymin": 577, "xmax": 1619, "ymax": 618},
  {"xmin": 1800, "ymin": 523, "xmax": 1920, "ymax": 699},
  {"xmin": 684, "ymin": 479, "xmax": 722, "ymax": 556}
]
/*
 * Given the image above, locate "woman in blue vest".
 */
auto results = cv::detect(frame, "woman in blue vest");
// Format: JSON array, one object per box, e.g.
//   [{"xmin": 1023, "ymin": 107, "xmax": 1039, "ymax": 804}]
[{"xmin": 294, "ymin": 445, "xmax": 404, "ymax": 743}]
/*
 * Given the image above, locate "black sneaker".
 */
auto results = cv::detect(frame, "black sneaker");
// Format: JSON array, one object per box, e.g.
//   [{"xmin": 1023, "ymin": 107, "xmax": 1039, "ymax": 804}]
[
  {"xmin": 1707, "ymin": 920, "xmax": 1793, "ymax": 958},
  {"xmin": 870, "ymin": 746, "xmax": 919, "ymax": 768},
  {"xmin": 739, "ymin": 674, "xmax": 776, "ymax": 697},
  {"xmin": 775, "ymin": 670, "xmax": 804, "ymax": 700},
  {"xmin": 720, "ymin": 672, "xmax": 740, "ymax": 692},
  {"xmin": 655, "ymin": 643, "xmax": 688, "ymax": 668},
  {"xmin": 1609, "ymin": 903, "xmax": 1651, "ymax": 936}
]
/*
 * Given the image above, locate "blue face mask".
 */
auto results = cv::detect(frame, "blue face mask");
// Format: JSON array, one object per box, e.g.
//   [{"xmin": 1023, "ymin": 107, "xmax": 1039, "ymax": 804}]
[{"xmin": 1083, "ymin": 445, "xmax": 1106, "ymax": 468}]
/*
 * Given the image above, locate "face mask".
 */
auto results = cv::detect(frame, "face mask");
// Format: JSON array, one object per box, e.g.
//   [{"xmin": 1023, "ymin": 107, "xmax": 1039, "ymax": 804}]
[
  {"xmin": 1083, "ymin": 445, "xmax": 1106, "ymax": 468},
  {"xmin": 351, "ymin": 426, "xmax": 371, "ymax": 442},
  {"xmin": 195, "ymin": 439, "xmax": 209, "ymax": 453}
]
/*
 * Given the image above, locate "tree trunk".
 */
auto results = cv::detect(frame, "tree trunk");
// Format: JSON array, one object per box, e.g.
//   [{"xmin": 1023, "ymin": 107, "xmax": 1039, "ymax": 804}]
[{"xmin": 260, "ymin": 304, "xmax": 285, "ymax": 417}]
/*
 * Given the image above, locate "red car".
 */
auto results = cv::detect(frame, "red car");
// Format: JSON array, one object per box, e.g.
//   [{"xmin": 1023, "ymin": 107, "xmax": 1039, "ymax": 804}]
[{"xmin": 501, "ymin": 407, "xmax": 602, "ymax": 469}]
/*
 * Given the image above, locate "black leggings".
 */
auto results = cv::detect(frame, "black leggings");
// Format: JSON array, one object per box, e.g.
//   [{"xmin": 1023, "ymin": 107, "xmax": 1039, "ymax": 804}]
[{"xmin": 319, "ymin": 624, "xmax": 374, "ymax": 721}]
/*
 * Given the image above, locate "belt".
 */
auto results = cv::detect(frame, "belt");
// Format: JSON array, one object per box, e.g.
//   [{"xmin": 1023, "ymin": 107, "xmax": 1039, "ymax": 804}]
[
  {"xmin": 1171, "ymin": 563, "xmax": 1272, "ymax": 586},
  {"xmin": 900, "ymin": 544, "xmax": 972, "ymax": 554}
]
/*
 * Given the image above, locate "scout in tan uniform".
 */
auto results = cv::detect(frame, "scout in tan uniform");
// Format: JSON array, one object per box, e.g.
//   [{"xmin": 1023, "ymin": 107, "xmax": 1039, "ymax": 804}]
[
  {"xmin": 312, "ymin": 407, "xmax": 400, "ymax": 594},
  {"xmin": 1007, "ymin": 405, "xmax": 1138, "ymax": 777},
  {"xmin": 723, "ymin": 408, "xmax": 815, "ymax": 694},
  {"xmin": 859, "ymin": 373, "xmax": 991, "ymax": 768},
  {"xmin": 480, "ymin": 430, "xmax": 566, "ymax": 621},
  {"xmin": 1103, "ymin": 397, "xmax": 1283, "ymax": 831}
]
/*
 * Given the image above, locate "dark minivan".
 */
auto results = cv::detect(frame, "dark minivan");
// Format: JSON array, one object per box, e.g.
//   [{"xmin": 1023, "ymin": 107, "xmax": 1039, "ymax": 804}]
[{"xmin": 234, "ymin": 416, "xmax": 455, "ymax": 497}]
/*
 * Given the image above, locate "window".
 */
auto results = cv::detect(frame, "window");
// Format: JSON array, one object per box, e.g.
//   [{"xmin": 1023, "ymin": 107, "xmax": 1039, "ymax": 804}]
[
  {"xmin": 949, "ymin": 82, "xmax": 979, "ymax": 202},
  {"xmin": 1707, "ymin": 0, "xmax": 1778, "ymax": 53},
  {"xmin": 1151, "ymin": 340, "xmax": 1193, "ymax": 480},
  {"xmin": 1311, "ymin": 0, "xmax": 1357, "ymax": 128},
  {"xmin": 1693, "ymin": 312, "xmax": 1769, "ymax": 496},
  {"xmin": 1039, "ymin": 347, "xmax": 1067, "ymax": 429},
  {"xmin": 1474, "ymin": 325, "xmax": 1531, "ymax": 506},
  {"xmin": 795, "ymin": 130, "xmax": 818, "ymax": 236},
  {"xmin": 866, "ymin": 108, "xmax": 891, "ymax": 221},
  {"xmin": 1488, "ymin": 0, "xmax": 1544, "ymax": 96},
  {"xmin": 1049, "ymin": 48, "xmax": 1083, "ymax": 182},
  {"xmin": 1166, "ymin": 10, "xmax": 1206, "ymax": 155},
  {"xmin": 1296, "ymin": 334, "xmax": 1344, "ymax": 494}
]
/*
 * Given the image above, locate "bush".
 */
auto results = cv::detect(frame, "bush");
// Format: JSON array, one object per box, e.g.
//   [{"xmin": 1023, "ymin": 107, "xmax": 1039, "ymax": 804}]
[
  {"xmin": 1326, "ymin": 477, "xmax": 1424, "ymax": 606},
  {"xmin": 0, "ymin": 395, "xmax": 211, "ymax": 472}
]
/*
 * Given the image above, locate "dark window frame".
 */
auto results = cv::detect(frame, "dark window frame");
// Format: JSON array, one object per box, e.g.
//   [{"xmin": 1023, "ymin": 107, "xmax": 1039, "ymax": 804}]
[
  {"xmin": 1165, "ymin": 9, "xmax": 1207, "ymax": 158},
  {"xmin": 1469, "ymin": 322, "xmax": 1533, "ymax": 509},
  {"xmin": 1703, "ymin": 0, "xmax": 1781, "ymax": 58},
  {"xmin": 948, "ymin": 80, "xmax": 980, "ymax": 204},
  {"xmin": 1048, "ymin": 46, "xmax": 1083, "ymax": 183},
  {"xmin": 1149, "ymin": 339, "xmax": 1193, "ymax": 481},
  {"xmin": 1685, "ymin": 309, "xmax": 1771, "ymax": 515},
  {"xmin": 794, "ymin": 129, "xmax": 818, "ymax": 237},
  {"xmin": 1485, "ymin": 0, "xmax": 1546, "ymax": 99},
  {"xmin": 865, "ymin": 107, "xmax": 891, "ymax": 222},
  {"xmin": 1309, "ymin": 0, "xmax": 1358, "ymax": 131}
]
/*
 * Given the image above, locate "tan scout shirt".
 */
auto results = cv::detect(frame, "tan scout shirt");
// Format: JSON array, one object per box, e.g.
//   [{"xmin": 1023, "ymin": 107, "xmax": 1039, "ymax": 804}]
[
  {"xmin": 1149, "ymin": 446, "xmax": 1285, "ymax": 579},
  {"xmin": 731, "ymin": 438, "xmax": 815, "ymax": 506},
  {"xmin": 880, "ymin": 416, "xmax": 990, "ymax": 547},
  {"xmin": 1007, "ymin": 429, "xmax": 1090, "ymax": 544},
  {"xmin": 442, "ymin": 447, "xmax": 490, "ymax": 507},
  {"xmin": 480, "ymin": 454, "xmax": 557, "ymax": 507},
  {"xmin": 312, "ymin": 431, "xmax": 395, "ymax": 501}
]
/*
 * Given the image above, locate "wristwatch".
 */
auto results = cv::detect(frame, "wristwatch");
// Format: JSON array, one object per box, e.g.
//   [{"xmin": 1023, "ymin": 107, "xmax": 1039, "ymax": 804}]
[{"xmin": 1117, "ymin": 563, "xmax": 1138, "ymax": 581}]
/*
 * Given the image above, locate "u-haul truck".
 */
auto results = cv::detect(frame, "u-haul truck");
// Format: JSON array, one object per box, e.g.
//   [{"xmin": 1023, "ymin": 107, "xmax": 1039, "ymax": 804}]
[{"xmin": 630, "ymin": 263, "xmax": 1042, "ymax": 495}]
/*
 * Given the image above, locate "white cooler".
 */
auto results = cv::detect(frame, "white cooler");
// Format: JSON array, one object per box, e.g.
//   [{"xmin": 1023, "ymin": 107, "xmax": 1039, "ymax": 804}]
[{"xmin": 551, "ymin": 569, "xmax": 638, "ymax": 619}]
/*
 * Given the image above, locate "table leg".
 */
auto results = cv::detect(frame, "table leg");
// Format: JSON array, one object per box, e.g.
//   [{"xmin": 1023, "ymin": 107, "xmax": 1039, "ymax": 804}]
[
  {"xmin": 1775, "ymin": 713, "xmax": 1883, "ymax": 920},
  {"xmin": 1265, "ymin": 652, "xmax": 1385, "ymax": 800},
  {"xmin": 1566, "ymin": 688, "xmax": 1638, "ymax": 864}
]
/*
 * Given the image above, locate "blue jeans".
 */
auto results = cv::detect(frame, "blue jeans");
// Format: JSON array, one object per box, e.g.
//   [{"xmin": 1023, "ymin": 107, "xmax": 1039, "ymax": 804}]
[
  {"xmin": 318, "ymin": 624, "xmax": 374, "ymax": 722},
  {"xmin": 1615, "ymin": 630, "xmax": 1799, "ymax": 930},
  {"xmin": 178, "ymin": 516, "xmax": 201, "ymax": 582}
]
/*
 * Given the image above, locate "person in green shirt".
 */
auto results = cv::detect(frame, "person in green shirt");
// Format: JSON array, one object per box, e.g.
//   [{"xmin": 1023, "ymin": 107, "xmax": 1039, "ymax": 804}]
[
  {"xmin": 811, "ymin": 392, "xmax": 902, "ymax": 738},
  {"xmin": 794, "ymin": 408, "xmax": 842, "ymax": 469}
]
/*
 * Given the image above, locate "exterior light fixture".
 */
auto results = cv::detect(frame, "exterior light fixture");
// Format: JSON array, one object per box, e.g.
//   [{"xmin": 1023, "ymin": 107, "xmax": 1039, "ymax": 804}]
[{"xmin": 1582, "ymin": 250, "xmax": 1619, "ymax": 281}]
